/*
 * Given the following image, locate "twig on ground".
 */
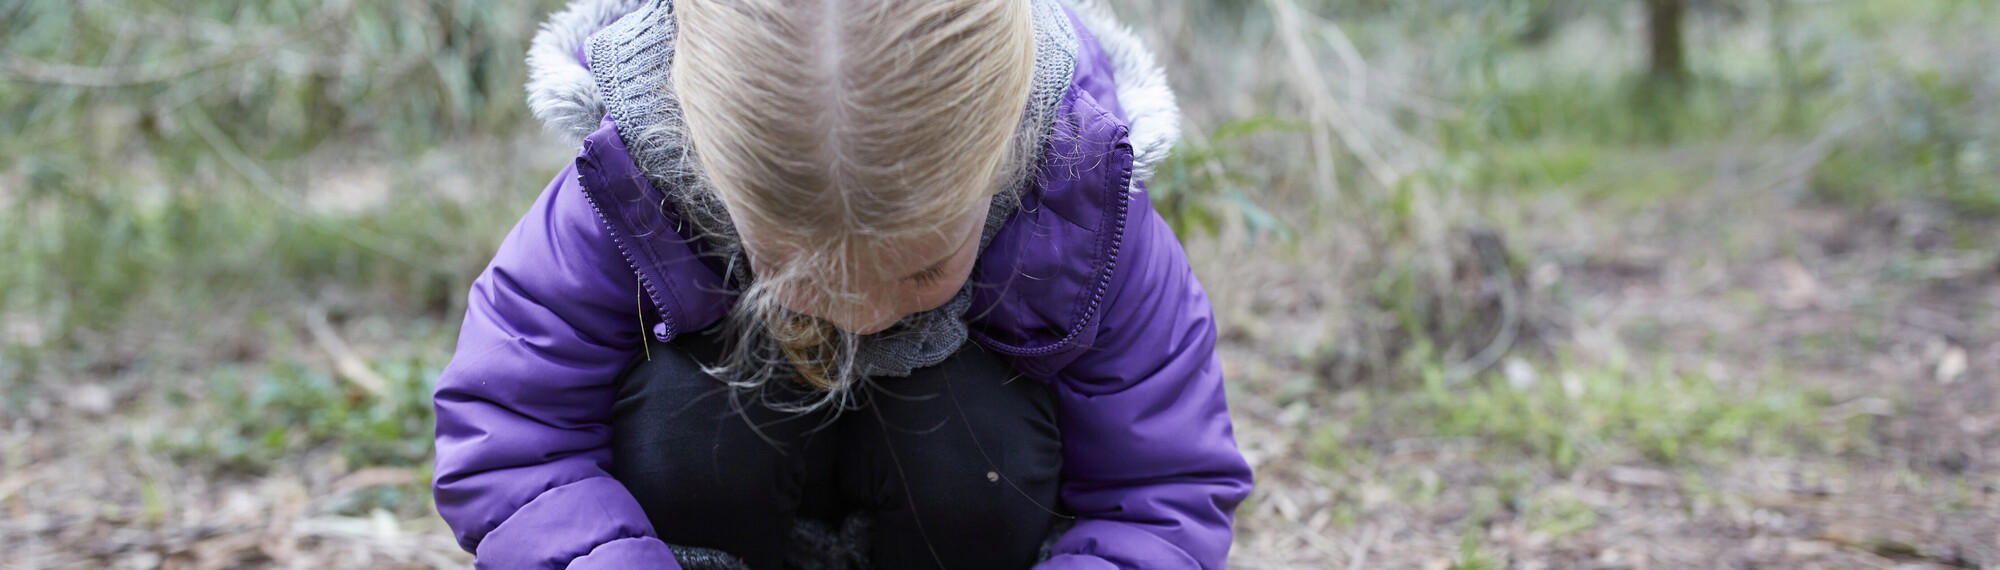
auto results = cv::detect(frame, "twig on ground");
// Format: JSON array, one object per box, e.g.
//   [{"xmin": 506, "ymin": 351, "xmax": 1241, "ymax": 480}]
[
  {"xmin": 327, "ymin": 467, "xmax": 424, "ymax": 500},
  {"xmin": 1344, "ymin": 524, "xmax": 1379, "ymax": 570},
  {"xmin": 303, "ymin": 307, "xmax": 391, "ymax": 399}
]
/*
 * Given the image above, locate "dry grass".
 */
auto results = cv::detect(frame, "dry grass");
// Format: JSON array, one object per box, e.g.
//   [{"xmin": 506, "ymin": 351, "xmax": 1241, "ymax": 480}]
[{"xmin": 1208, "ymin": 166, "xmax": 2000, "ymax": 568}]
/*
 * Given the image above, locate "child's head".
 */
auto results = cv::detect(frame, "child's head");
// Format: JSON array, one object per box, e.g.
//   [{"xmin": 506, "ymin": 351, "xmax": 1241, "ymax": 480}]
[{"xmin": 674, "ymin": 0, "xmax": 1037, "ymax": 391}]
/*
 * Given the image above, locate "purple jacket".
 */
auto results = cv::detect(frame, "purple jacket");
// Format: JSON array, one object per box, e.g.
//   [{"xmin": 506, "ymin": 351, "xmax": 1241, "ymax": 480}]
[{"xmin": 433, "ymin": 1, "xmax": 1252, "ymax": 568}]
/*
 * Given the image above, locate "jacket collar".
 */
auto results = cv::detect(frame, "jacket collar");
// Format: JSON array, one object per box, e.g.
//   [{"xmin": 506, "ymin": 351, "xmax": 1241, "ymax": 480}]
[{"xmin": 574, "ymin": 117, "xmax": 732, "ymax": 341}]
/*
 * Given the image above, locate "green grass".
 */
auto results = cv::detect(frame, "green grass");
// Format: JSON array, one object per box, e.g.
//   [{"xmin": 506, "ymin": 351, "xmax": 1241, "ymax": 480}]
[
  {"xmin": 155, "ymin": 353, "xmax": 441, "ymax": 474},
  {"xmin": 1449, "ymin": 522, "xmax": 1502, "ymax": 570},
  {"xmin": 0, "ymin": 2, "xmax": 564, "ymax": 494},
  {"xmin": 1297, "ymin": 352, "xmax": 1848, "ymax": 522},
  {"xmin": 1522, "ymin": 491, "xmax": 1597, "ymax": 540},
  {"xmin": 0, "ymin": 157, "xmax": 530, "ymax": 376},
  {"xmin": 1395, "ymin": 356, "xmax": 1840, "ymax": 472},
  {"xmin": 1386, "ymin": 0, "xmax": 2000, "ymax": 216},
  {"xmin": 1151, "ymin": 116, "xmax": 1302, "ymax": 240},
  {"xmin": 144, "ymin": 342, "xmax": 447, "ymax": 520},
  {"xmin": 1, "ymin": 0, "xmax": 561, "ymax": 373}
]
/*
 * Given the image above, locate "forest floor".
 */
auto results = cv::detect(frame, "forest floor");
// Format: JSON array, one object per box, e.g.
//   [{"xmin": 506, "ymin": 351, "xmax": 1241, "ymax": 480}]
[
  {"xmin": 6, "ymin": 136, "xmax": 1997, "ymax": 570},
  {"xmin": 7, "ymin": 2, "xmax": 2000, "ymax": 566},
  {"xmin": 1214, "ymin": 152, "xmax": 2000, "ymax": 568}
]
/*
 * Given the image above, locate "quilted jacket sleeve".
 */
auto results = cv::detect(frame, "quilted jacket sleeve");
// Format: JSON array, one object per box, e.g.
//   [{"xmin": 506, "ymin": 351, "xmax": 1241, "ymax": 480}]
[
  {"xmin": 1036, "ymin": 202, "xmax": 1255, "ymax": 569},
  {"xmin": 431, "ymin": 164, "xmax": 681, "ymax": 569}
]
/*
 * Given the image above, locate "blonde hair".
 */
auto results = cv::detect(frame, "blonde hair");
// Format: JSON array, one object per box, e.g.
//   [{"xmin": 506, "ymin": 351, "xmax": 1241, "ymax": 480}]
[{"xmin": 672, "ymin": 0, "xmax": 1038, "ymax": 406}]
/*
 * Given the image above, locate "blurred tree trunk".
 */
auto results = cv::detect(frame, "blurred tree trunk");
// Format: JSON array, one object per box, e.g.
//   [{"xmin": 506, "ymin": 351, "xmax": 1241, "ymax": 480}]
[{"xmin": 1644, "ymin": 0, "xmax": 1690, "ymax": 83}]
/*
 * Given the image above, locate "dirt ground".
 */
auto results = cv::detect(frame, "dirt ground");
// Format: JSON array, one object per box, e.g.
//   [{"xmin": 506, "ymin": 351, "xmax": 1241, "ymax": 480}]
[
  {"xmin": 1217, "ymin": 187, "xmax": 2000, "ymax": 567},
  {"xmin": 6, "ymin": 160, "xmax": 1999, "ymax": 569}
]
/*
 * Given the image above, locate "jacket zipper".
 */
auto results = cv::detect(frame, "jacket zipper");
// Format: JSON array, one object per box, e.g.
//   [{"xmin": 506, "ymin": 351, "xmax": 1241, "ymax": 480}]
[
  {"xmin": 576, "ymin": 159, "xmax": 678, "ymax": 342},
  {"xmin": 976, "ymin": 137, "xmax": 1135, "ymax": 358}
]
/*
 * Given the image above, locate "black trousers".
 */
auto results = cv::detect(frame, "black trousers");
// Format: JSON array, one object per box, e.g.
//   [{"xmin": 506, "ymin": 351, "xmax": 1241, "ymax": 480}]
[{"xmin": 609, "ymin": 332, "xmax": 1064, "ymax": 570}]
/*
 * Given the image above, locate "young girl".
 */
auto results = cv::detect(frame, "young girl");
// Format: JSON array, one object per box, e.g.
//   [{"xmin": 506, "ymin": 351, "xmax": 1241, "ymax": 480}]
[{"xmin": 432, "ymin": 0, "xmax": 1252, "ymax": 568}]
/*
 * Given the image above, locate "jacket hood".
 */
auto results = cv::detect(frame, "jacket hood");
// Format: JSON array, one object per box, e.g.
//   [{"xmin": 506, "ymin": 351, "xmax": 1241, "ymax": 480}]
[
  {"xmin": 523, "ymin": 0, "xmax": 1180, "ymax": 183},
  {"xmin": 523, "ymin": 0, "xmax": 640, "ymax": 144}
]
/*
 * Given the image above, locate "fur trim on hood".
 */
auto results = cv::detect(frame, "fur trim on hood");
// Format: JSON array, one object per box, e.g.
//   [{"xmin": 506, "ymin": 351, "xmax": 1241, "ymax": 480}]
[
  {"xmin": 523, "ymin": 0, "xmax": 642, "ymax": 142},
  {"xmin": 1062, "ymin": 0, "xmax": 1180, "ymax": 183}
]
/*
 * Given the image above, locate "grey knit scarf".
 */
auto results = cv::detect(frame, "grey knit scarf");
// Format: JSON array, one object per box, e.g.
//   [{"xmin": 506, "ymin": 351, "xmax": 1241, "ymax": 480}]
[{"xmin": 587, "ymin": 0, "xmax": 1077, "ymax": 378}]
